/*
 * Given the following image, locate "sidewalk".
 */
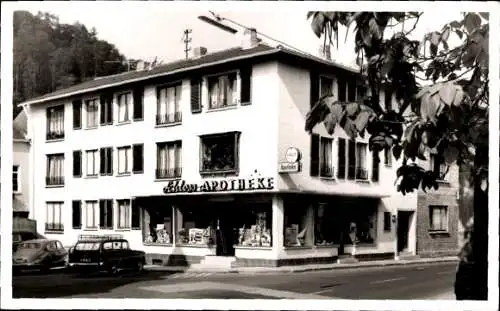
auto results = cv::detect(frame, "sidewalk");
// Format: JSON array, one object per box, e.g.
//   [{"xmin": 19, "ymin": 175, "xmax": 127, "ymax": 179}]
[{"xmin": 145, "ymin": 256, "xmax": 459, "ymax": 275}]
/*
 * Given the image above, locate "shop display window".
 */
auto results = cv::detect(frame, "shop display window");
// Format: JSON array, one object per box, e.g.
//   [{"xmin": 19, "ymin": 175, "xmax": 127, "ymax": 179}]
[
  {"xmin": 143, "ymin": 207, "xmax": 173, "ymax": 245},
  {"xmin": 348, "ymin": 207, "xmax": 377, "ymax": 244},
  {"xmin": 177, "ymin": 207, "xmax": 215, "ymax": 246},
  {"xmin": 236, "ymin": 203, "xmax": 272, "ymax": 247},
  {"xmin": 284, "ymin": 199, "xmax": 313, "ymax": 247},
  {"xmin": 314, "ymin": 203, "xmax": 337, "ymax": 246}
]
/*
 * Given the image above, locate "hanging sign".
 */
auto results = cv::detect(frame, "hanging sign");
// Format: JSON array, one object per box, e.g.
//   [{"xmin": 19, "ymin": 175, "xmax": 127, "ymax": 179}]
[
  {"xmin": 163, "ymin": 177, "xmax": 275, "ymax": 194},
  {"xmin": 279, "ymin": 147, "xmax": 302, "ymax": 173}
]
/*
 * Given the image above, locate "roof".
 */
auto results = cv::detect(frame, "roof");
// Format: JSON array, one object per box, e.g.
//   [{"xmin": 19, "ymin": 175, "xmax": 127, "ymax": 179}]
[
  {"xmin": 13, "ymin": 110, "xmax": 27, "ymax": 140},
  {"xmin": 21, "ymin": 43, "xmax": 359, "ymax": 107}
]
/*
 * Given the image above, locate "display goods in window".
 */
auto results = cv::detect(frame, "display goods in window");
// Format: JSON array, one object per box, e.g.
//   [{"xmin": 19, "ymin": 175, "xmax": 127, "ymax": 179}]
[{"xmin": 237, "ymin": 212, "xmax": 271, "ymax": 247}]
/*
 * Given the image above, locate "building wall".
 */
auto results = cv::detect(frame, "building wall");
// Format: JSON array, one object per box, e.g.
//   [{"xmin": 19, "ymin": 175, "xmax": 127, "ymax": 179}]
[
  {"xmin": 28, "ymin": 60, "xmax": 281, "ymax": 248},
  {"xmin": 13, "ymin": 140, "xmax": 31, "ymax": 215},
  {"xmin": 416, "ymin": 152, "xmax": 460, "ymax": 257}
]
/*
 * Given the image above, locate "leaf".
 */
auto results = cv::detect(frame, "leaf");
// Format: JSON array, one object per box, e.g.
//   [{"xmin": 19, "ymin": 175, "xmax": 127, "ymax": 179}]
[
  {"xmin": 393, "ymin": 144, "xmax": 403, "ymax": 160},
  {"xmin": 404, "ymin": 120, "xmax": 418, "ymax": 142},
  {"xmin": 368, "ymin": 17, "xmax": 382, "ymax": 40},
  {"xmin": 464, "ymin": 13, "xmax": 482, "ymax": 34},
  {"xmin": 345, "ymin": 102, "xmax": 360, "ymax": 117},
  {"xmin": 323, "ymin": 104, "xmax": 344, "ymax": 135},
  {"xmin": 450, "ymin": 20, "xmax": 462, "ymax": 28},
  {"xmin": 311, "ymin": 13, "xmax": 325, "ymax": 38},
  {"xmin": 343, "ymin": 117, "xmax": 358, "ymax": 140},
  {"xmin": 430, "ymin": 32, "xmax": 441, "ymax": 46},
  {"xmin": 441, "ymin": 27, "xmax": 451, "ymax": 42},
  {"xmin": 307, "ymin": 11, "xmax": 316, "ymax": 19},
  {"xmin": 452, "ymin": 86, "xmax": 465, "ymax": 106},
  {"xmin": 415, "ymin": 85, "xmax": 430, "ymax": 99},
  {"xmin": 354, "ymin": 110, "xmax": 371, "ymax": 132},
  {"xmin": 455, "ymin": 29, "xmax": 463, "ymax": 39},
  {"xmin": 443, "ymin": 145, "xmax": 459, "ymax": 164},
  {"xmin": 479, "ymin": 12, "xmax": 489, "ymax": 21},
  {"xmin": 438, "ymin": 83, "xmax": 457, "ymax": 106}
]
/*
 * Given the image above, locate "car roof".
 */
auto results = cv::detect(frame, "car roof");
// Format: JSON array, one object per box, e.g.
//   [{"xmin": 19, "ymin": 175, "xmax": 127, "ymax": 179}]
[
  {"xmin": 21, "ymin": 239, "xmax": 50, "ymax": 244},
  {"xmin": 77, "ymin": 238, "xmax": 127, "ymax": 243}
]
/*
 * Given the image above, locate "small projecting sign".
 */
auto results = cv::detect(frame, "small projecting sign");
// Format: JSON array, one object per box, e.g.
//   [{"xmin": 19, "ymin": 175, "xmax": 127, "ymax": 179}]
[{"xmin": 279, "ymin": 147, "xmax": 301, "ymax": 173}]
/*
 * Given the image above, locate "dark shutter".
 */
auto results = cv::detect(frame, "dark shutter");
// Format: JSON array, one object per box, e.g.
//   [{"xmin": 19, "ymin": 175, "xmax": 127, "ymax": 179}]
[
  {"xmin": 99, "ymin": 200, "xmax": 105, "ymax": 228},
  {"xmin": 107, "ymin": 147, "xmax": 113, "ymax": 174},
  {"xmin": 133, "ymin": 144, "xmax": 144, "ymax": 173},
  {"xmin": 240, "ymin": 66, "xmax": 252, "ymax": 105},
  {"xmin": 190, "ymin": 78, "xmax": 202, "ymax": 113},
  {"xmin": 310, "ymin": 71, "xmax": 320, "ymax": 108},
  {"xmin": 337, "ymin": 138, "xmax": 346, "ymax": 179},
  {"xmin": 99, "ymin": 148, "xmax": 106, "ymax": 175},
  {"xmin": 133, "ymin": 86, "xmax": 144, "ymax": 120},
  {"xmin": 310, "ymin": 134, "xmax": 320, "ymax": 177},
  {"xmin": 72, "ymin": 201, "xmax": 81, "ymax": 228},
  {"xmin": 348, "ymin": 79, "xmax": 356, "ymax": 102},
  {"xmin": 72, "ymin": 99, "xmax": 82, "ymax": 129},
  {"xmin": 338, "ymin": 79, "xmax": 347, "ymax": 102},
  {"xmin": 99, "ymin": 95, "xmax": 106, "ymax": 125},
  {"xmin": 347, "ymin": 140, "xmax": 356, "ymax": 179},
  {"xmin": 131, "ymin": 199, "xmax": 140, "ymax": 229},
  {"xmin": 106, "ymin": 200, "xmax": 113, "ymax": 228},
  {"xmin": 73, "ymin": 150, "xmax": 82, "ymax": 177},
  {"xmin": 107, "ymin": 94, "xmax": 113, "ymax": 124}
]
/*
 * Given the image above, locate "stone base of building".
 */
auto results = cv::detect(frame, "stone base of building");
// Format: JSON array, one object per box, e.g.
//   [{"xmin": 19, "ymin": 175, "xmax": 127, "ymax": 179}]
[
  {"xmin": 417, "ymin": 250, "xmax": 459, "ymax": 258},
  {"xmin": 232, "ymin": 256, "xmax": 338, "ymax": 268},
  {"xmin": 146, "ymin": 253, "xmax": 203, "ymax": 267},
  {"xmin": 355, "ymin": 252, "xmax": 395, "ymax": 261}
]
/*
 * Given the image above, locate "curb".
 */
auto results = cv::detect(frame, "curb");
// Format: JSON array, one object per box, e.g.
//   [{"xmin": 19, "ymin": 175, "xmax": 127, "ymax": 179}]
[{"xmin": 145, "ymin": 257, "xmax": 459, "ymax": 275}]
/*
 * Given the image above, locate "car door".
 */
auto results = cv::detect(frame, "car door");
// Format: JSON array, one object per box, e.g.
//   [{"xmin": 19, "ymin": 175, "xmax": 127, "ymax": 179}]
[
  {"xmin": 45, "ymin": 241, "xmax": 57, "ymax": 266},
  {"xmin": 120, "ymin": 241, "xmax": 134, "ymax": 269},
  {"xmin": 54, "ymin": 241, "xmax": 67, "ymax": 266}
]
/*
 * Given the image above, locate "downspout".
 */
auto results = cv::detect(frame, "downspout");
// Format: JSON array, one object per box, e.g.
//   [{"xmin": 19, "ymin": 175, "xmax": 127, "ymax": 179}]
[{"xmin": 24, "ymin": 104, "xmax": 37, "ymax": 234}]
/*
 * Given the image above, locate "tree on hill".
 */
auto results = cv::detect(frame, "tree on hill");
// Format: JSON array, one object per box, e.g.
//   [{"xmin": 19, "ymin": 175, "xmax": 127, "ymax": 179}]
[
  {"xmin": 13, "ymin": 11, "xmax": 130, "ymax": 117},
  {"xmin": 305, "ymin": 12, "xmax": 489, "ymax": 300}
]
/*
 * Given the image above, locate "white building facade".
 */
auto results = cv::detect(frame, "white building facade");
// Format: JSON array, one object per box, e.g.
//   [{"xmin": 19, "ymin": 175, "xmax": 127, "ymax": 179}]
[{"xmin": 23, "ymin": 37, "xmax": 417, "ymax": 267}]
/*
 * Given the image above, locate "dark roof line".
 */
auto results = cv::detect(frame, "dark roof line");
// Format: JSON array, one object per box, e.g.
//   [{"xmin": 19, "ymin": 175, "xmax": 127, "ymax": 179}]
[{"xmin": 21, "ymin": 43, "xmax": 358, "ymax": 107}]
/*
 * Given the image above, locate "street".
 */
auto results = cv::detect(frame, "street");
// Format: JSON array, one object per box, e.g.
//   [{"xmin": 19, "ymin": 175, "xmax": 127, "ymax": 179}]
[{"xmin": 12, "ymin": 262, "xmax": 457, "ymax": 299}]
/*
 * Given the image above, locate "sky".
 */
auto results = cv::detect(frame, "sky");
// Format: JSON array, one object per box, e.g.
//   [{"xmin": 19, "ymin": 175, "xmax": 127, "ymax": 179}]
[{"xmin": 13, "ymin": 1, "xmax": 465, "ymax": 68}]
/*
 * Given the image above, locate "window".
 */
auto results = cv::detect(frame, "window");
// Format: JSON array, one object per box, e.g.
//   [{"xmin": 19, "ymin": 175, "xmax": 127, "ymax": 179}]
[
  {"xmin": 156, "ymin": 84, "xmax": 182, "ymax": 125},
  {"xmin": 284, "ymin": 199, "xmax": 312, "ymax": 247},
  {"xmin": 46, "ymin": 154, "xmax": 64, "ymax": 186},
  {"xmin": 46, "ymin": 105, "xmax": 65, "ymax": 140},
  {"xmin": 72, "ymin": 201, "xmax": 82, "ymax": 229},
  {"xmin": 131, "ymin": 199, "xmax": 141, "ymax": 229},
  {"xmin": 175, "ymin": 206, "xmax": 214, "ymax": 245},
  {"xmin": 85, "ymin": 99, "xmax": 99, "ymax": 128},
  {"xmin": 190, "ymin": 77, "xmax": 202, "ymax": 113},
  {"xmin": 314, "ymin": 203, "xmax": 337, "ymax": 246},
  {"xmin": 45, "ymin": 202, "xmax": 63, "ymax": 232},
  {"xmin": 13, "ymin": 165, "xmax": 20, "ymax": 192},
  {"xmin": 156, "ymin": 141, "xmax": 182, "ymax": 179},
  {"xmin": 384, "ymin": 148, "xmax": 393, "ymax": 166},
  {"xmin": 429, "ymin": 205, "xmax": 448, "ymax": 232},
  {"xmin": 347, "ymin": 140, "xmax": 368, "ymax": 180},
  {"xmin": 99, "ymin": 199, "xmax": 113, "ymax": 229},
  {"xmin": 99, "ymin": 147, "xmax": 113, "ymax": 175},
  {"xmin": 372, "ymin": 151, "xmax": 380, "ymax": 182},
  {"xmin": 117, "ymin": 146, "xmax": 132, "ymax": 175},
  {"xmin": 144, "ymin": 206, "xmax": 174, "ymax": 244},
  {"xmin": 132, "ymin": 144, "xmax": 144, "ymax": 174},
  {"xmin": 117, "ymin": 199, "xmax": 131, "ymax": 229},
  {"xmin": 320, "ymin": 76, "xmax": 334, "ymax": 97},
  {"xmin": 383, "ymin": 212, "xmax": 391, "ymax": 232},
  {"xmin": 133, "ymin": 87, "xmax": 144, "ymax": 120},
  {"xmin": 349, "ymin": 205, "xmax": 377, "ymax": 244},
  {"xmin": 73, "ymin": 150, "xmax": 82, "ymax": 178},
  {"xmin": 200, "ymin": 132, "xmax": 240, "ymax": 174},
  {"xmin": 85, "ymin": 149, "xmax": 99, "ymax": 177},
  {"xmin": 347, "ymin": 79, "xmax": 357, "ymax": 102},
  {"xmin": 431, "ymin": 154, "xmax": 448, "ymax": 181},
  {"xmin": 338, "ymin": 80, "xmax": 347, "ymax": 102},
  {"xmin": 99, "ymin": 94, "xmax": 113, "ymax": 125},
  {"xmin": 117, "ymin": 92, "xmax": 131, "ymax": 123},
  {"xmin": 337, "ymin": 138, "xmax": 346, "ymax": 179},
  {"xmin": 319, "ymin": 137, "xmax": 334, "ymax": 177},
  {"xmin": 236, "ymin": 202, "xmax": 272, "ymax": 247},
  {"xmin": 85, "ymin": 201, "xmax": 99, "ymax": 229},
  {"xmin": 207, "ymin": 72, "xmax": 238, "ymax": 109},
  {"xmin": 73, "ymin": 99, "xmax": 82, "ymax": 129}
]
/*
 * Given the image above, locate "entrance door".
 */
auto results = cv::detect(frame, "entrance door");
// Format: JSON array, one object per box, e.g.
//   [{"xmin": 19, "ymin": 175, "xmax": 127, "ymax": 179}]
[
  {"xmin": 397, "ymin": 211, "xmax": 412, "ymax": 253},
  {"xmin": 214, "ymin": 203, "xmax": 238, "ymax": 257}
]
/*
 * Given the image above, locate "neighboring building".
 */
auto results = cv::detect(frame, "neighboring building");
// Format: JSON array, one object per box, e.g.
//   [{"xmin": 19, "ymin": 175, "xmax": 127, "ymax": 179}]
[
  {"xmin": 13, "ymin": 110, "xmax": 31, "ymax": 218},
  {"xmin": 22, "ymin": 31, "xmax": 427, "ymax": 267}
]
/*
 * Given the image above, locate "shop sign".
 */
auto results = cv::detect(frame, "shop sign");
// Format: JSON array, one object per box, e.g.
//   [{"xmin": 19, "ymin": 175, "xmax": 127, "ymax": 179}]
[
  {"xmin": 279, "ymin": 147, "xmax": 301, "ymax": 173},
  {"xmin": 163, "ymin": 177, "xmax": 275, "ymax": 194}
]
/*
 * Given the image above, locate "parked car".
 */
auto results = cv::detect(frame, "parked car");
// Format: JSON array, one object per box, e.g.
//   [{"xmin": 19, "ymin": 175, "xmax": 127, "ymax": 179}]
[
  {"xmin": 67, "ymin": 235, "xmax": 146, "ymax": 275},
  {"xmin": 12, "ymin": 239, "xmax": 68, "ymax": 273}
]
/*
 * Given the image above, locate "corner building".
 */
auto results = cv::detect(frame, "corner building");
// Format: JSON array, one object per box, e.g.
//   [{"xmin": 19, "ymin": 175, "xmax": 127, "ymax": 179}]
[{"xmin": 23, "ymin": 35, "xmax": 422, "ymax": 268}]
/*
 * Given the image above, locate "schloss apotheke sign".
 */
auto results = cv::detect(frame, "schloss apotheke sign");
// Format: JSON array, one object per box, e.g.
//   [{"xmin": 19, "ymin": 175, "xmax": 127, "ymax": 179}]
[{"xmin": 163, "ymin": 177, "xmax": 275, "ymax": 194}]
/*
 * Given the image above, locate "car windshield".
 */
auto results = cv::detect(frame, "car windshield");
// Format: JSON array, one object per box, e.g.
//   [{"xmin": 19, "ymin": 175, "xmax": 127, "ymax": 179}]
[
  {"xmin": 75, "ymin": 242, "xmax": 101, "ymax": 251},
  {"xmin": 18, "ymin": 242, "xmax": 42, "ymax": 249}
]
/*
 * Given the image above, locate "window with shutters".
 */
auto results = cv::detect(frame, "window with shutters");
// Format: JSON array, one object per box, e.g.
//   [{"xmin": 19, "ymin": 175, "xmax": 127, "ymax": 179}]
[
  {"xmin": 347, "ymin": 79, "xmax": 357, "ymax": 102},
  {"xmin": 156, "ymin": 141, "xmax": 182, "ymax": 179},
  {"xmin": 117, "ymin": 92, "xmax": 132, "ymax": 123},
  {"xmin": 99, "ymin": 199, "xmax": 114, "ymax": 229},
  {"xmin": 190, "ymin": 78, "xmax": 202, "ymax": 113},
  {"xmin": 338, "ymin": 80, "xmax": 347, "ymax": 102},
  {"xmin": 46, "ymin": 105, "xmax": 65, "ymax": 140},
  {"xmin": 46, "ymin": 154, "xmax": 65, "ymax": 186},
  {"xmin": 117, "ymin": 146, "xmax": 132, "ymax": 175},
  {"xmin": 85, "ymin": 149, "xmax": 99, "ymax": 177},
  {"xmin": 133, "ymin": 86, "xmax": 144, "ymax": 121},
  {"xmin": 100, "ymin": 94, "xmax": 113, "ymax": 125},
  {"xmin": 347, "ymin": 140, "xmax": 368, "ymax": 180},
  {"xmin": 72, "ymin": 201, "xmax": 82, "ymax": 229},
  {"xmin": 156, "ymin": 83, "xmax": 182, "ymax": 125},
  {"xmin": 132, "ymin": 144, "xmax": 144, "ymax": 174},
  {"xmin": 85, "ymin": 200, "xmax": 98, "ymax": 229},
  {"xmin": 310, "ymin": 135, "xmax": 334, "ymax": 178},
  {"xmin": 429, "ymin": 205, "xmax": 448, "ymax": 232},
  {"xmin": 100, "ymin": 147, "xmax": 113, "ymax": 175},
  {"xmin": 207, "ymin": 71, "xmax": 239, "ymax": 109},
  {"xmin": 85, "ymin": 99, "xmax": 99, "ymax": 129},
  {"xmin": 73, "ymin": 100, "xmax": 82, "ymax": 130},
  {"xmin": 45, "ymin": 202, "xmax": 64, "ymax": 232},
  {"xmin": 200, "ymin": 132, "xmax": 240, "ymax": 175},
  {"xmin": 319, "ymin": 76, "xmax": 334, "ymax": 97},
  {"xmin": 117, "ymin": 199, "xmax": 131, "ymax": 229},
  {"xmin": 73, "ymin": 150, "xmax": 82, "ymax": 178}
]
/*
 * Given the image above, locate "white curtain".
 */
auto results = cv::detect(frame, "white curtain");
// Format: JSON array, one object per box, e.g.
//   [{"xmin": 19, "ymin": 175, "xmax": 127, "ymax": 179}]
[
  {"xmin": 118, "ymin": 147, "xmax": 130, "ymax": 173},
  {"xmin": 87, "ymin": 101, "xmax": 98, "ymax": 127},
  {"xmin": 231, "ymin": 75, "xmax": 238, "ymax": 105},
  {"xmin": 356, "ymin": 143, "xmax": 367, "ymax": 170},
  {"xmin": 118, "ymin": 94, "xmax": 129, "ymax": 122},
  {"xmin": 158, "ymin": 88, "xmax": 167, "ymax": 117},
  {"xmin": 166, "ymin": 87, "xmax": 175, "ymax": 117},
  {"xmin": 174, "ymin": 144, "xmax": 182, "ymax": 170},
  {"xmin": 167, "ymin": 144, "xmax": 176, "ymax": 171},
  {"xmin": 158, "ymin": 145, "xmax": 167, "ymax": 171},
  {"xmin": 119, "ymin": 200, "xmax": 130, "ymax": 228},
  {"xmin": 54, "ymin": 203, "xmax": 61, "ymax": 228},
  {"xmin": 49, "ymin": 108, "xmax": 64, "ymax": 134},
  {"xmin": 175, "ymin": 85, "xmax": 182, "ymax": 114},
  {"xmin": 86, "ymin": 150, "xmax": 96, "ymax": 175},
  {"xmin": 210, "ymin": 79, "xmax": 220, "ymax": 108},
  {"xmin": 48, "ymin": 155, "xmax": 63, "ymax": 178},
  {"xmin": 86, "ymin": 201, "xmax": 97, "ymax": 228}
]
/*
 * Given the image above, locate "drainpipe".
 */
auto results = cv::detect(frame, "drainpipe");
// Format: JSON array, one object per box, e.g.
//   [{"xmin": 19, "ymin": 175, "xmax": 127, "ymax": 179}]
[{"xmin": 394, "ymin": 212, "xmax": 399, "ymax": 260}]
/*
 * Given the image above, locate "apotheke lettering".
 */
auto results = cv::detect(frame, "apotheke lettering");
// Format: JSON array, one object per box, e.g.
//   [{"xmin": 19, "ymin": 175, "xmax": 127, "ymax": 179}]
[{"xmin": 163, "ymin": 177, "xmax": 275, "ymax": 194}]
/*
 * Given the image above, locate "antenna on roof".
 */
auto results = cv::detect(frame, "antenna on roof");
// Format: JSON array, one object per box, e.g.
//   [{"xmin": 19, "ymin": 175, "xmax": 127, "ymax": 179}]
[{"xmin": 183, "ymin": 29, "xmax": 192, "ymax": 60}]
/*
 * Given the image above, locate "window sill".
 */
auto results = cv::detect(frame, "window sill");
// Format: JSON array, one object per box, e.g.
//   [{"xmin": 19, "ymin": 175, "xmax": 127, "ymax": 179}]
[
  {"xmin": 155, "ymin": 122, "xmax": 182, "ymax": 128},
  {"xmin": 73, "ymin": 126, "xmax": 82, "ymax": 130},
  {"xmin": 206, "ymin": 105, "xmax": 238, "ymax": 113},
  {"xmin": 99, "ymin": 123, "xmax": 113, "ymax": 127},
  {"xmin": 143, "ymin": 243, "xmax": 173, "ymax": 247},
  {"xmin": 155, "ymin": 177, "xmax": 182, "ymax": 182},
  {"xmin": 115, "ymin": 228, "xmax": 131, "ymax": 232},
  {"xmin": 117, "ymin": 172, "xmax": 132, "ymax": 177},
  {"xmin": 72, "ymin": 227, "xmax": 82, "ymax": 230},
  {"xmin": 85, "ymin": 126, "xmax": 98, "ymax": 130},
  {"xmin": 283, "ymin": 246, "xmax": 314, "ymax": 250},
  {"xmin": 319, "ymin": 176, "xmax": 336, "ymax": 181},
  {"xmin": 116, "ymin": 120, "xmax": 131, "ymax": 126},
  {"xmin": 133, "ymin": 118, "xmax": 144, "ymax": 122},
  {"xmin": 46, "ymin": 138, "xmax": 65, "ymax": 143},
  {"xmin": 355, "ymin": 179, "xmax": 370, "ymax": 184},
  {"xmin": 429, "ymin": 230, "xmax": 450, "ymax": 236},
  {"xmin": 234, "ymin": 245, "xmax": 272, "ymax": 250},
  {"xmin": 45, "ymin": 184, "xmax": 65, "ymax": 188},
  {"xmin": 85, "ymin": 175, "xmax": 98, "ymax": 179},
  {"xmin": 384, "ymin": 164, "xmax": 392, "ymax": 168},
  {"xmin": 313, "ymin": 244, "xmax": 337, "ymax": 248},
  {"xmin": 84, "ymin": 228, "xmax": 98, "ymax": 231},
  {"xmin": 44, "ymin": 231, "xmax": 64, "ymax": 234},
  {"xmin": 99, "ymin": 173, "xmax": 114, "ymax": 177},
  {"xmin": 176, "ymin": 244, "xmax": 216, "ymax": 248},
  {"xmin": 13, "ymin": 191, "xmax": 22, "ymax": 195},
  {"xmin": 133, "ymin": 171, "xmax": 144, "ymax": 175},
  {"xmin": 200, "ymin": 170, "xmax": 238, "ymax": 177}
]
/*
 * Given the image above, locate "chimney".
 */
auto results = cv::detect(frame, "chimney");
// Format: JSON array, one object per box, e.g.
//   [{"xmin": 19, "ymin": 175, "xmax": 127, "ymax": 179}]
[
  {"xmin": 240, "ymin": 28, "xmax": 260, "ymax": 49},
  {"xmin": 318, "ymin": 44, "xmax": 331, "ymax": 61},
  {"xmin": 136, "ymin": 60, "xmax": 151, "ymax": 71},
  {"xmin": 192, "ymin": 46, "xmax": 208, "ymax": 58}
]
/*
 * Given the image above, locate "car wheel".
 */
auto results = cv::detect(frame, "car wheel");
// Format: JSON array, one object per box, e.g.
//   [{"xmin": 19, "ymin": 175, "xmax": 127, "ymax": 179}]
[
  {"xmin": 135, "ymin": 261, "xmax": 144, "ymax": 273},
  {"xmin": 108, "ymin": 264, "xmax": 119, "ymax": 276}
]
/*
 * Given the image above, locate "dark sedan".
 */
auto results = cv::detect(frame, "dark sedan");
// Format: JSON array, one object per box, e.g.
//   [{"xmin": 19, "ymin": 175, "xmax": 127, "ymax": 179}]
[{"xmin": 13, "ymin": 239, "xmax": 68, "ymax": 273}]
